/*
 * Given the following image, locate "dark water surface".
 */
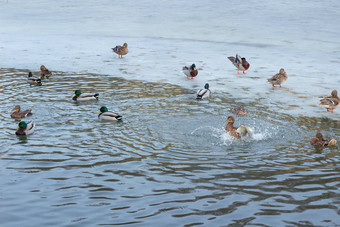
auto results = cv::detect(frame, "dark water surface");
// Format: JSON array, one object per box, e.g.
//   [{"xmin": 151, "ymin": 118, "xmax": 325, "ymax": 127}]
[{"xmin": 0, "ymin": 68, "xmax": 339, "ymax": 226}]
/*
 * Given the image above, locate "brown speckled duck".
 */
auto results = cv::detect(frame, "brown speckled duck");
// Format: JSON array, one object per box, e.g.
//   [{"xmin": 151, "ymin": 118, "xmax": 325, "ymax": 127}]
[
  {"xmin": 40, "ymin": 65, "xmax": 52, "ymax": 77},
  {"xmin": 319, "ymin": 90, "xmax": 339, "ymax": 113},
  {"xmin": 267, "ymin": 68, "xmax": 288, "ymax": 88},
  {"xmin": 183, "ymin": 64, "xmax": 198, "ymax": 80},
  {"xmin": 11, "ymin": 105, "xmax": 33, "ymax": 118},
  {"xmin": 227, "ymin": 54, "xmax": 250, "ymax": 75},
  {"xmin": 310, "ymin": 132, "xmax": 337, "ymax": 148},
  {"xmin": 112, "ymin": 43, "xmax": 128, "ymax": 58},
  {"xmin": 228, "ymin": 105, "xmax": 247, "ymax": 115},
  {"xmin": 225, "ymin": 116, "xmax": 253, "ymax": 139}
]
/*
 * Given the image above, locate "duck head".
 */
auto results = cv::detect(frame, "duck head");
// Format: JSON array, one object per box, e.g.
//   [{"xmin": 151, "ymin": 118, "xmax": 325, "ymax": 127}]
[
  {"xmin": 204, "ymin": 83, "xmax": 209, "ymax": 89},
  {"xmin": 40, "ymin": 65, "xmax": 46, "ymax": 71},
  {"xmin": 279, "ymin": 68, "xmax": 285, "ymax": 74},
  {"xmin": 98, "ymin": 106, "xmax": 108, "ymax": 113},
  {"xmin": 316, "ymin": 132, "xmax": 324, "ymax": 140},
  {"xmin": 225, "ymin": 116, "xmax": 235, "ymax": 124},
  {"xmin": 331, "ymin": 90, "xmax": 338, "ymax": 98},
  {"xmin": 17, "ymin": 121, "xmax": 27, "ymax": 129},
  {"xmin": 12, "ymin": 105, "xmax": 21, "ymax": 112},
  {"xmin": 73, "ymin": 90, "xmax": 82, "ymax": 97},
  {"xmin": 123, "ymin": 43, "xmax": 128, "ymax": 48},
  {"xmin": 28, "ymin": 72, "xmax": 33, "ymax": 77},
  {"xmin": 191, "ymin": 64, "xmax": 196, "ymax": 70}
]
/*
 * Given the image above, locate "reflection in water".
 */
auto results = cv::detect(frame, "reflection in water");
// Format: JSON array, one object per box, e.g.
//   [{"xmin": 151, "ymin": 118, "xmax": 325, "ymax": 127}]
[{"xmin": 0, "ymin": 68, "xmax": 339, "ymax": 226}]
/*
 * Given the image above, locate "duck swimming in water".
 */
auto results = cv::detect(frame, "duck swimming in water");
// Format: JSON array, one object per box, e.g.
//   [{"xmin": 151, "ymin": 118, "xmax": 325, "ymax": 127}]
[
  {"xmin": 228, "ymin": 105, "xmax": 247, "ymax": 115},
  {"xmin": 11, "ymin": 105, "xmax": 33, "ymax": 119},
  {"xmin": 196, "ymin": 83, "xmax": 211, "ymax": 99},
  {"xmin": 225, "ymin": 116, "xmax": 253, "ymax": 139},
  {"xmin": 15, "ymin": 121, "xmax": 35, "ymax": 136},
  {"xmin": 183, "ymin": 64, "xmax": 198, "ymax": 80},
  {"xmin": 40, "ymin": 65, "xmax": 52, "ymax": 78},
  {"xmin": 310, "ymin": 132, "xmax": 337, "ymax": 148},
  {"xmin": 319, "ymin": 90, "xmax": 339, "ymax": 113},
  {"xmin": 227, "ymin": 54, "xmax": 250, "ymax": 75},
  {"xmin": 72, "ymin": 90, "xmax": 99, "ymax": 101},
  {"xmin": 97, "ymin": 106, "xmax": 122, "ymax": 121},
  {"xmin": 112, "ymin": 43, "xmax": 128, "ymax": 58},
  {"xmin": 27, "ymin": 72, "xmax": 42, "ymax": 85},
  {"xmin": 267, "ymin": 68, "xmax": 288, "ymax": 88}
]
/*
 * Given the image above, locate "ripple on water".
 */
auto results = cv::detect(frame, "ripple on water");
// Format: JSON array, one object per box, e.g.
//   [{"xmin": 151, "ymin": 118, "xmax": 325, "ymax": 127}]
[{"xmin": 0, "ymin": 68, "xmax": 339, "ymax": 226}]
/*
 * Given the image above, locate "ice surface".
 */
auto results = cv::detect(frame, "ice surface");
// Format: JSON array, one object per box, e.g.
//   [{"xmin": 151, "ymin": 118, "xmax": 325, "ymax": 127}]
[{"xmin": 0, "ymin": 0, "xmax": 339, "ymax": 117}]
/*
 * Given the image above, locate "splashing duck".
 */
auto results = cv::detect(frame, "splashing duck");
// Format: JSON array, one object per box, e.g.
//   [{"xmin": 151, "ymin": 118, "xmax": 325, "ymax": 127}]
[
  {"xmin": 267, "ymin": 68, "xmax": 288, "ymax": 88},
  {"xmin": 319, "ymin": 90, "xmax": 339, "ymax": 113},
  {"xmin": 72, "ymin": 90, "xmax": 99, "ymax": 101},
  {"xmin": 97, "ymin": 106, "xmax": 122, "ymax": 121},
  {"xmin": 225, "ymin": 116, "xmax": 253, "ymax": 139},
  {"xmin": 196, "ymin": 83, "xmax": 211, "ymax": 99},
  {"xmin": 183, "ymin": 64, "xmax": 198, "ymax": 80},
  {"xmin": 227, "ymin": 54, "xmax": 250, "ymax": 75},
  {"xmin": 310, "ymin": 132, "xmax": 337, "ymax": 148},
  {"xmin": 40, "ymin": 65, "xmax": 52, "ymax": 78},
  {"xmin": 27, "ymin": 72, "xmax": 42, "ymax": 85},
  {"xmin": 228, "ymin": 105, "xmax": 247, "ymax": 115},
  {"xmin": 112, "ymin": 43, "xmax": 128, "ymax": 58},
  {"xmin": 15, "ymin": 121, "xmax": 35, "ymax": 136},
  {"xmin": 11, "ymin": 105, "xmax": 33, "ymax": 118}
]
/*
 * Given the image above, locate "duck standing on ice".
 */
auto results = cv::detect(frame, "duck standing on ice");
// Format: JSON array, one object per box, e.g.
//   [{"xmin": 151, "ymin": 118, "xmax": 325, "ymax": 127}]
[
  {"xmin": 227, "ymin": 54, "xmax": 250, "ymax": 75},
  {"xmin": 267, "ymin": 68, "xmax": 288, "ymax": 88},
  {"xmin": 112, "ymin": 43, "xmax": 128, "ymax": 58},
  {"xmin": 183, "ymin": 64, "xmax": 198, "ymax": 80},
  {"xmin": 319, "ymin": 90, "xmax": 339, "ymax": 113}
]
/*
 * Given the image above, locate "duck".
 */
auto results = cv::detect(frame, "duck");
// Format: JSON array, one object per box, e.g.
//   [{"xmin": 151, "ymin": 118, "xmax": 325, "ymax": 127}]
[
  {"xmin": 72, "ymin": 90, "xmax": 99, "ymax": 101},
  {"xmin": 228, "ymin": 105, "xmax": 247, "ymax": 115},
  {"xmin": 319, "ymin": 90, "xmax": 339, "ymax": 113},
  {"xmin": 310, "ymin": 132, "xmax": 337, "ymax": 148},
  {"xmin": 11, "ymin": 105, "xmax": 33, "ymax": 118},
  {"xmin": 112, "ymin": 43, "xmax": 128, "ymax": 58},
  {"xmin": 15, "ymin": 120, "xmax": 35, "ymax": 136},
  {"xmin": 27, "ymin": 72, "xmax": 42, "ymax": 85},
  {"xmin": 97, "ymin": 106, "xmax": 122, "ymax": 121},
  {"xmin": 183, "ymin": 64, "xmax": 198, "ymax": 80},
  {"xmin": 40, "ymin": 65, "xmax": 52, "ymax": 77},
  {"xmin": 227, "ymin": 54, "xmax": 250, "ymax": 75},
  {"xmin": 225, "ymin": 116, "xmax": 253, "ymax": 139},
  {"xmin": 267, "ymin": 68, "xmax": 288, "ymax": 88},
  {"xmin": 196, "ymin": 83, "xmax": 211, "ymax": 99}
]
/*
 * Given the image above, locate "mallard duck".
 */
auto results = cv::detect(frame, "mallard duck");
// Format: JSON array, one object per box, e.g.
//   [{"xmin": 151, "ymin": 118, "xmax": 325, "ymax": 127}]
[
  {"xmin": 183, "ymin": 64, "xmax": 198, "ymax": 80},
  {"xmin": 112, "ymin": 43, "xmax": 128, "ymax": 58},
  {"xmin": 310, "ymin": 132, "xmax": 337, "ymax": 148},
  {"xmin": 196, "ymin": 83, "xmax": 211, "ymax": 99},
  {"xmin": 267, "ymin": 68, "xmax": 287, "ymax": 88},
  {"xmin": 319, "ymin": 90, "xmax": 339, "ymax": 113},
  {"xmin": 27, "ymin": 72, "xmax": 42, "ymax": 85},
  {"xmin": 225, "ymin": 116, "xmax": 253, "ymax": 139},
  {"xmin": 40, "ymin": 65, "xmax": 52, "ymax": 77},
  {"xmin": 72, "ymin": 90, "xmax": 99, "ymax": 101},
  {"xmin": 227, "ymin": 54, "xmax": 250, "ymax": 75},
  {"xmin": 15, "ymin": 120, "xmax": 35, "ymax": 136},
  {"xmin": 228, "ymin": 105, "xmax": 247, "ymax": 115},
  {"xmin": 97, "ymin": 106, "xmax": 122, "ymax": 121},
  {"xmin": 11, "ymin": 105, "xmax": 33, "ymax": 118}
]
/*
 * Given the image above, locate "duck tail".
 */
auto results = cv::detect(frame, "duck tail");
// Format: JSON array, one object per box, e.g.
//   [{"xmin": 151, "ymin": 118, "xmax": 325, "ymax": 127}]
[
  {"xmin": 236, "ymin": 125, "xmax": 253, "ymax": 137},
  {"xmin": 328, "ymin": 139, "xmax": 337, "ymax": 146}
]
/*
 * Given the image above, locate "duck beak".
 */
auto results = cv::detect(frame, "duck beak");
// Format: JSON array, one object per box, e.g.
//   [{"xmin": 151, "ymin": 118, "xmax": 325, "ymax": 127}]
[
  {"xmin": 72, "ymin": 94, "xmax": 76, "ymax": 97},
  {"xmin": 16, "ymin": 126, "xmax": 19, "ymax": 129},
  {"xmin": 225, "ymin": 120, "xmax": 230, "ymax": 123},
  {"xmin": 96, "ymin": 110, "xmax": 101, "ymax": 113}
]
